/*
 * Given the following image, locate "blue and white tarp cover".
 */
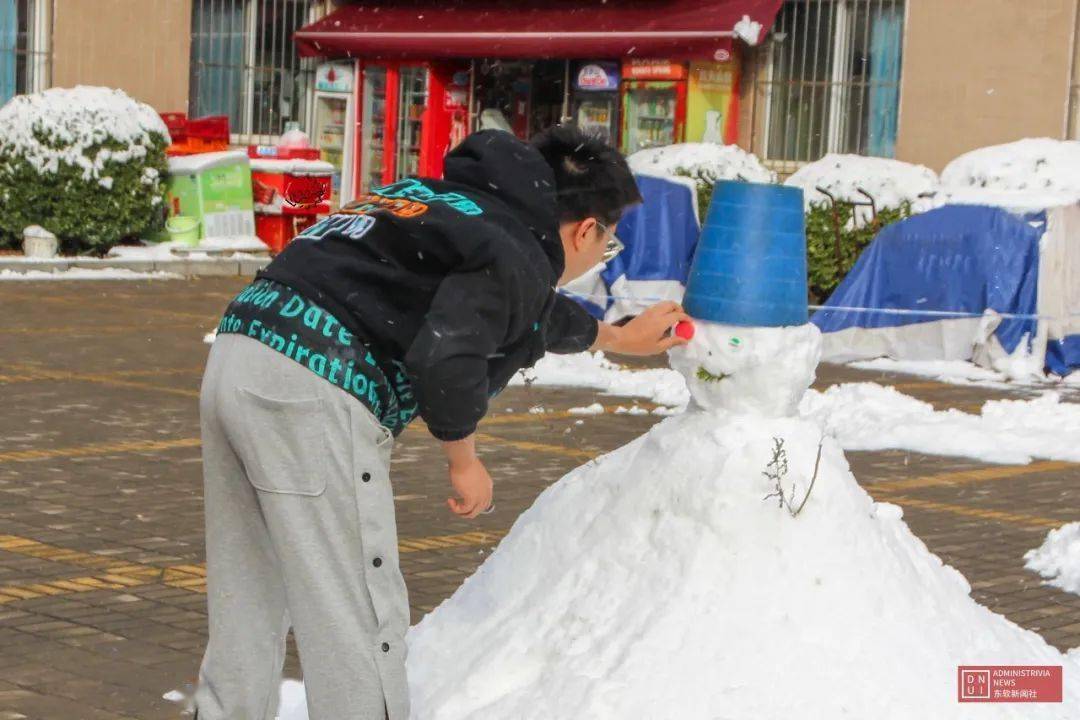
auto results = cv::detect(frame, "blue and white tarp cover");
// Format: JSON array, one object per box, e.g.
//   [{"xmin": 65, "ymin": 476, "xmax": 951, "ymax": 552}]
[
  {"xmin": 813, "ymin": 203, "xmax": 1080, "ymax": 377},
  {"xmin": 561, "ymin": 174, "xmax": 700, "ymax": 321}
]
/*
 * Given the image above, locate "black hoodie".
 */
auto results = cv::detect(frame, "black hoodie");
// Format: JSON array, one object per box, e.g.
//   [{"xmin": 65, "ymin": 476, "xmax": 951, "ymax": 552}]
[{"xmin": 258, "ymin": 130, "xmax": 599, "ymax": 441}]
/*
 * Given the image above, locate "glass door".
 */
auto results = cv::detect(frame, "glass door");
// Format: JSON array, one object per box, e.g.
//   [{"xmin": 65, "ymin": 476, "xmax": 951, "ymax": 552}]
[
  {"xmin": 360, "ymin": 65, "xmax": 387, "ymax": 192},
  {"xmin": 396, "ymin": 67, "xmax": 428, "ymax": 180},
  {"xmin": 574, "ymin": 92, "xmax": 619, "ymax": 145},
  {"xmin": 622, "ymin": 81, "xmax": 677, "ymax": 154},
  {"xmin": 314, "ymin": 93, "xmax": 348, "ymax": 206}
]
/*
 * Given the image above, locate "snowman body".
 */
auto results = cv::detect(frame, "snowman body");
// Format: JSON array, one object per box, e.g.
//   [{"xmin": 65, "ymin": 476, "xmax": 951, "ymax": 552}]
[{"xmin": 401, "ymin": 321, "xmax": 1080, "ymax": 719}]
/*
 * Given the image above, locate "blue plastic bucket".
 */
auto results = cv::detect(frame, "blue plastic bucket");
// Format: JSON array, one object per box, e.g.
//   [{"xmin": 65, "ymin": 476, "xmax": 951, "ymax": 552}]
[{"xmin": 683, "ymin": 181, "xmax": 808, "ymax": 327}]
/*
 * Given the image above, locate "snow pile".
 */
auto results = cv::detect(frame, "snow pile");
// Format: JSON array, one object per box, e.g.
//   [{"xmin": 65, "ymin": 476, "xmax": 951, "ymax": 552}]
[
  {"xmin": 848, "ymin": 357, "xmax": 1080, "ymax": 389},
  {"xmin": 509, "ymin": 351, "xmax": 689, "ymax": 409},
  {"xmin": 627, "ymin": 143, "xmax": 776, "ymax": 185},
  {"xmin": 0, "ymin": 86, "xmax": 168, "ymax": 182},
  {"xmin": 397, "ymin": 322, "xmax": 1080, "ymax": 719},
  {"xmin": 107, "ymin": 236, "xmax": 268, "ymax": 260},
  {"xmin": 850, "ymin": 357, "xmax": 1016, "ymax": 388},
  {"xmin": 801, "ymin": 383, "xmax": 1080, "ymax": 465},
  {"xmin": 1025, "ymin": 522, "xmax": 1080, "ymax": 596},
  {"xmin": 940, "ymin": 138, "xmax": 1080, "ymax": 209},
  {"xmin": 784, "ymin": 153, "xmax": 938, "ymax": 222}
]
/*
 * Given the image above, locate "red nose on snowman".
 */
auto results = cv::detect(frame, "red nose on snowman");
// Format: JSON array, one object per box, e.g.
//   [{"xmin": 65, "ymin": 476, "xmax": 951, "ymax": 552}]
[{"xmin": 674, "ymin": 320, "xmax": 695, "ymax": 340}]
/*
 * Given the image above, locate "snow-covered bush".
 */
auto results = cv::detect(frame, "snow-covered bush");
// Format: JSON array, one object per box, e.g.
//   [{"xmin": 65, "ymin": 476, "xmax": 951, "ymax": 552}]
[
  {"xmin": 627, "ymin": 142, "xmax": 776, "ymax": 186},
  {"xmin": 0, "ymin": 86, "xmax": 170, "ymax": 253},
  {"xmin": 781, "ymin": 154, "xmax": 932, "ymax": 301},
  {"xmin": 940, "ymin": 138, "xmax": 1080, "ymax": 208},
  {"xmin": 628, "ymin": 142, "xmax": 776, "ymax": 219},
  {"xmin": 784, "ymin": 153, "xmax": 938, "ymax": 224}
]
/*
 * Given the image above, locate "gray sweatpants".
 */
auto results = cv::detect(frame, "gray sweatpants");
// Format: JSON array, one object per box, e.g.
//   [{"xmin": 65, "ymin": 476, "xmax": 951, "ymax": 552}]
[{"xmin": 195, "ymin": 334, "xmax": 410, "ymax": 720}]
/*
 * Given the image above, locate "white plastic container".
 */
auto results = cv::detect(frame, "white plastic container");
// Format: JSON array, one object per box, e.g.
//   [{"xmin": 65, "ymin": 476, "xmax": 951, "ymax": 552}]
[{"xmin": 22, "ymin": 225, "xmax": 58, "ymax": 258}]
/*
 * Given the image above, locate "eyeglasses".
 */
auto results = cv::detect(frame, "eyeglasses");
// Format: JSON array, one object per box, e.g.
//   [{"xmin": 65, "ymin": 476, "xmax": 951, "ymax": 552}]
[{"xmin": 596, "ymin": 221, "xmax": 625, "ymax": 262}]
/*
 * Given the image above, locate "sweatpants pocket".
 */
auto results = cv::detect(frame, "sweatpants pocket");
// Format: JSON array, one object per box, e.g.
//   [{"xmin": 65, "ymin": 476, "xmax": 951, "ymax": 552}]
[{"xmin": 234, "ymin": 386, "xmax": 328, "ymax": 496}]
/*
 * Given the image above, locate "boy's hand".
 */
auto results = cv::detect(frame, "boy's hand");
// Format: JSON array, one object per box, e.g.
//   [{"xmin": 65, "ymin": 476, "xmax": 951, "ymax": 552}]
[
  {"xmin": 442, "ymin": 435, "xmax": 493, "ymax": 519},
  {"xmin": 592, "ymin": 301, "xmax": 692, "ymax": 355}
]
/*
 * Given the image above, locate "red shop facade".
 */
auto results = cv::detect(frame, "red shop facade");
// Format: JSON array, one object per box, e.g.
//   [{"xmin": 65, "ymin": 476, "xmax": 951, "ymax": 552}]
[{"xmin": 294, "ymin": 0, "xmax": 784, "ymax": 207}]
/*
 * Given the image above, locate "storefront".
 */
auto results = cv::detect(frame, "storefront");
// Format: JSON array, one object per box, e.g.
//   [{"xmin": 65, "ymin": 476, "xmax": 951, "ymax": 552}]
[{"xmin": 294, "ymin": 0, "xmax": 784, "ymax": 205}]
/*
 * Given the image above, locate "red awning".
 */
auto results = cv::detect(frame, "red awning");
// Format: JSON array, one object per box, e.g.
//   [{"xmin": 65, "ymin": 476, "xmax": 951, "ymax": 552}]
[{"xmin": 295, "ymin": 0, "xmax": 784, "ymax": 60}]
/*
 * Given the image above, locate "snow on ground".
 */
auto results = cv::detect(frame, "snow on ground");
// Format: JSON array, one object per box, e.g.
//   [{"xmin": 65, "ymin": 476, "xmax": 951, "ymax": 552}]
[
  {"xmin": 517, "ymin": 352, "xmax": 1080, "ymax": 465},
  {"xmin": 1025, "ymin": 522, "xmax": 1080, "ymax": 596},
  {"xmin": 847, "ymin": 357, "xmax": 1079, "ymax": 391},
  {"xmin": 939, "ymin": 138, "xmax": 1080, "ymax": 209},
  {"xmin": 783, "ymin": 153, "xmax": 938, "ymax": 223},
  {"xmin": 108, "ymin": 236, "xmax": 267, "ymax": 260},
  {"xmin": 801, "ymin": 383, "xmax": 1080, "ymax": 465},
  {"xmin": 568, "ymin": 403, "xmax": 605, "ymax": 415},
  {"xmin": 0, "ymin": 267, "xmax": 180, "ymax": 281},
  {"xmin": 509, "ymin": 352, "xmax": 690, "ymax": 409},
  {"xmin": 0, "ymin": 86, "xmax": 167, "ymax": 181},
  {"xmin": 626, "ymin": 142, "xmax": 776, "ymax": 185}
]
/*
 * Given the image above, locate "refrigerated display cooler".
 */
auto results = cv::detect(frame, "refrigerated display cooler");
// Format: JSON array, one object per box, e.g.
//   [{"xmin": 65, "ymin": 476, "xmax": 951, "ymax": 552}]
[
  {"xmin": 313, "ymin": 62, "xmax": 356, "ymax": 207},
  {"xmin": 570, "ymin": 61, "xmax": 620, "ymax": 145},
  {"xmin": 359, "ymin": 66, "xmax": 387, "ymax": 194},
  {"xmin": 620, "ymin": 60, "xmax": 687, "ymax": 155},
  {"xmin": 352, "ymin": 62, "xmax": 467, "ymax": 192}
]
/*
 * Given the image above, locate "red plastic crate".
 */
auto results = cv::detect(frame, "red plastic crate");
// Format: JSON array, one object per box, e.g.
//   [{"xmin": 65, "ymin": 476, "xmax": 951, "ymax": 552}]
[{"xmin": 186, "ymin": 115, "xmax": 230, "ymax": 141}]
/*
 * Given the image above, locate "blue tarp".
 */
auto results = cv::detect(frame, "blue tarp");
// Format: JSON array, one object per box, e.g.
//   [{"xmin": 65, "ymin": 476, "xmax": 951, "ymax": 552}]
[
  {"xmin": 813, "ymin": 205, "xmax": 1043, "ymax": 358},
  {"xmin": 568, "ymin": 174, "xmax": 700, "ymax": 320}
]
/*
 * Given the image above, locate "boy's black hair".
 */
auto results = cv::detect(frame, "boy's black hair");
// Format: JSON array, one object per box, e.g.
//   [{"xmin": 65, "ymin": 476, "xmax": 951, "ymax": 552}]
[{"xmin": 531, "ymin": 125, "xmax": 642, "ymax": 227}]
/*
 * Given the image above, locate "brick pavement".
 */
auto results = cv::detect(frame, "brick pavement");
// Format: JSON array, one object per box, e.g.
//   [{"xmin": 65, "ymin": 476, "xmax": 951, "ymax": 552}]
[{"xmin": 1, "ymin": 277, "xmax": 1078, "ymax": 719}]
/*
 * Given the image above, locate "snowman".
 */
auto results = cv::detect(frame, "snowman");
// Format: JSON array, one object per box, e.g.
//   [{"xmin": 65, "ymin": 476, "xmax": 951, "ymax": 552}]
[{"xmin": 276, "ymin": 184, "xmax": 1080, "ymax": 718}]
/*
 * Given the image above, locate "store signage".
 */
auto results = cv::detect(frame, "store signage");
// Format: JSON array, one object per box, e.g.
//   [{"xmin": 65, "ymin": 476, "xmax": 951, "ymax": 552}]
[
  {"xmin": 576, "ymin": 62, "xmax": 619, "ymax": 91},
  {"xmin": 621, "ymin": 59, "xmax": 687, "ymax": 81},
  {"xmin": 316, "ymin": 62, "xmax": 354, "ymax": 93}
]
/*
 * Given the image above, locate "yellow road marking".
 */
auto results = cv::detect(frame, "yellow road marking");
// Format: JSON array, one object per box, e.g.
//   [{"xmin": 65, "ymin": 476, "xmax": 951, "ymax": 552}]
[
  {"xmin": 0, "ymin": 528, "xmax": 511, "ymax": 603},
  {"xmin": 869, "ymin": 461, "xmax": 1074, "ymax": 493},
  {"xmin": 874, "ymin": 494, "xmax": 1065, "ymax": 530},
  {"xmin": 4, "ymin": 325, "xmax": 144, "ymax": 336},
  {"xmin": 475, "ymin": 432, "xmax": 597, "ymax": 461},
  {"xmin": 0, "ymin": 366, "xmax": 200, "ymax": 398},
  {"xmin": 0, "ymin": 437, "xmax": 202, "ymax": 463},
  {"xmin": 398, "ymin": 530, "xmax": 507, "ymax": 553}
]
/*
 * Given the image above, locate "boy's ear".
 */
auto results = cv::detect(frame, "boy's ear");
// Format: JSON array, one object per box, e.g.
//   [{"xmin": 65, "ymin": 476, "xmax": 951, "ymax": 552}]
[{"xmin": 572, "ymin": 218, "xmax": 595, "ymax": 251}]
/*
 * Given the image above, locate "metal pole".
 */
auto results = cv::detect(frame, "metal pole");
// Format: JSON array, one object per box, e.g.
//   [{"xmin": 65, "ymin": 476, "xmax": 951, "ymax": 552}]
[{"xmin": 561, "ymin": 59, "xmax": 570, "ymax": 122}]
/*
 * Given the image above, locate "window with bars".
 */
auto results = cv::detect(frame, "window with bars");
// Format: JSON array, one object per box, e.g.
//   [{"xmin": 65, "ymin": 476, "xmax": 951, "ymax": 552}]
[
  {"xmin": 189, "ymin": 0, "xmax": 324, "ymax": 143},
  {"xmin": 759, "ymin": 0, "xmax": 904, "ymax": 164},
  {"xmin": 1, "ymin": 0, "xmax": 49, "ymax": 106}
]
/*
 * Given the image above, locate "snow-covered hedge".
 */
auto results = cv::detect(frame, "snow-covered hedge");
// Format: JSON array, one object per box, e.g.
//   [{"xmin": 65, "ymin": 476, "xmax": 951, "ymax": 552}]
[
  {"xmin": 0, "ymin": 86, "xmax": 170, "ymax": 253},
  {"xmin": 784, "ymin": 153, "xmax": 938, "ymax": 222},
  {"xmin": 940, "ymin": 138, "xmax": 1080, "ymax": 208},
  {"xmin": 627, "ymin": 143, "xmax": 776, "ymax": 185}
]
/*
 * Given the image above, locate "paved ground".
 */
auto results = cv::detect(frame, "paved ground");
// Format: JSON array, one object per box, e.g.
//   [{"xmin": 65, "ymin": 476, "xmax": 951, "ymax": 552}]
[{"xmin": 1, "ymin": 277, "xmax": 1078, "ymax": 719}]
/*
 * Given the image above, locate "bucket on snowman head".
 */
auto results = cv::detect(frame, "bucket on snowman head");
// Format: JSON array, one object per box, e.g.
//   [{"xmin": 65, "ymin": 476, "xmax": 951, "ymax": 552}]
[{"xmin": 683, "ymin": 180, "xmax": 808, "ymax": 327}]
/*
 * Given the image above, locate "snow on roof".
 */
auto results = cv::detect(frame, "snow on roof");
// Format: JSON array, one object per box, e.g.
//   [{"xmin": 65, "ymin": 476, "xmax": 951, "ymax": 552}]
[
  {"xmin": 626, "ymin": 142, "xmax": 776, "ymax": 185},
  {"xmin": 939, "ymin": 138, "xmax": 1080, "ymax": 210},
  {"xmin": 784, "ymin": 153, "xmax": 939, "ymax": 215},
  {"xmin": 168, "ymin": 150, "xmax": 250, "ymax": 175},
  {"xmin": 0, "ymin": 86, "xmax": 168, "ymax": 181}
]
